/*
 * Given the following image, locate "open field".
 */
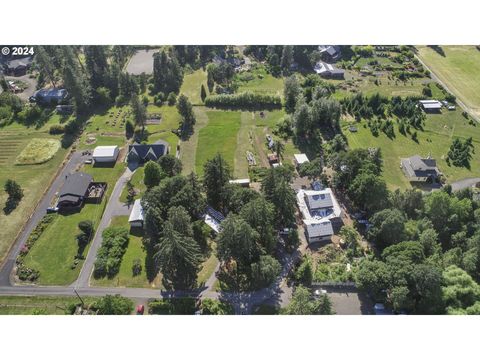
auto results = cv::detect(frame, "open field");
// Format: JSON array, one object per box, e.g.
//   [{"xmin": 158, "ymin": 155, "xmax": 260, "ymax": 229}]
[
  {"xmin": 91, "ymin": 216, "xmax": 163, "ymax": 289},
  {"xmin": 344, "ymin": 109, "xmax": 480, "ymax": 190},
  {"xmin": 180, "ymin": 69, "xmax": 208, "ymax": 105},
  {"xmin": 0, "ymin": 131, "xmax": 68, "ymax": 264},
  {"xmin": 0, "ymin": 295, "xmax": 95, "ymax": 315},
  {"xmin": 195, "ymin": 111, "xmax": 242, "ymax": 176},
  {"xmin": 22, "ymin": 162, "xmax": 125, "ymax": 285},
  {"xmin": 15, "ymin": 138, "xmax": 60, "ymax": 165},
  {"xmin": 417, "ymin": 46, "xmax": 480, "ymax": 117},
  {"xmin": 236, "ymin": 65, "xmax": 284, "ymax": 96}
]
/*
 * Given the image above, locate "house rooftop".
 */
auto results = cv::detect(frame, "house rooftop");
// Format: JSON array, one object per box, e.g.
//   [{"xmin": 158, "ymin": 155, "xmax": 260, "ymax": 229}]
[
  {"xmin": 304, "ymin": 219, "xmax": 334, "ymax": 238},
  {"xmin": 419, "ymin": 99, "xmax": 442, "ymax": 110},
  {"xmin": 59, "ymin": 172, "xmax": 93, "ymax": 198}
]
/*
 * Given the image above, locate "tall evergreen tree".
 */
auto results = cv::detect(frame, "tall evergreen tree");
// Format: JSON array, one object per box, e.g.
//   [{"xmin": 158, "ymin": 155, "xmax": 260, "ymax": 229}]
[{"xmin": 203, "ymin": 153, "xmax": 231, "ymax": 211}]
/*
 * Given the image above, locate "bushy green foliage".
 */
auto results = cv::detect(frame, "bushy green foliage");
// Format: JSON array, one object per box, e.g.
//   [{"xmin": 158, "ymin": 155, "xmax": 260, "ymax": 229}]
[
  {"xmin": 205, "ymin": 91, "xmax": 282, "ymax": 110},
  {"xmin": 92, "ymin": 295, "xmax": 133, "ymax": 315},
  {"xmin": 93, "ymin": 227, "xmax": 129, "ymax": 278},
  {"xmin": 148, "ymin": 297, "xmax": 196, "ymax": 315},
  {"xmin": 200, "ymin": 298, "xmax": 234, "ymax": 315}
]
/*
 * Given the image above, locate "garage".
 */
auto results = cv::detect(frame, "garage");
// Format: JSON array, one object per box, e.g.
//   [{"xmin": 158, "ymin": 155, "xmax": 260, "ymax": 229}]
[{"xmin": 92, "ymin": 145, "xmax": 119, "ymax": 163}]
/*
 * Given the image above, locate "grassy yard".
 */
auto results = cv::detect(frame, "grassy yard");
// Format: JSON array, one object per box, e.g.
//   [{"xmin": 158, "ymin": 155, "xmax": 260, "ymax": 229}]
[
  {"xmin": 145, "ymin": 104, "xmax": 181, "ymax": 152},
  {"xmin": 344, "ymin": 109, "xmax": 480, "ymax": 190},
  {"xmin": 195, "ymin": 111, "xmax": 242, "ymax": 176},
  {"xmin": 120, "ymin": 166, "xmax": 145, "ymax": 203},
  {"xmin": 417, "ymin": 46, "xmax": 480, "ymax": 117},
  {"xmin": 22, "ymin": 162, "xmax": 125, "ymax": 285},
  {"xmin": 0, "ymin": 295, "xmax": 95, "ymax": 315},
  {"xmin": 180, "ymin": 107, "xmax": 210, "ymax": 174},
  {"xmin": 197, "ymin": 241, "xmax": 218, "ymax": 286},
  {"xmin": 180, "ymin": 69, "xmax": 208, "ymax": 105},
  {"xmin": 80, "ymin": 106, "xmax": 132, "ymax": 149},
  {"xmin": 0, "ymin": 130, "xmax": 68, "ymax": 264},
  {"xmin": 236, "ymin": 65, "xmax": 284, "ymax": 97},
  {"xmin": 91, "ymin": 216, "xmax": 163, "ymax": 289}
]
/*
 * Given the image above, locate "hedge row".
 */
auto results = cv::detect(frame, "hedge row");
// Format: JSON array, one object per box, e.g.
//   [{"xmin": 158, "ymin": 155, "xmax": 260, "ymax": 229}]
[
  {"xmin": 204, "ymin": 91, "xmax": 282, "ymax": 110},
  {"xmin": 93, "ymin": 227, "xmax": 129, "ymax": 278}
]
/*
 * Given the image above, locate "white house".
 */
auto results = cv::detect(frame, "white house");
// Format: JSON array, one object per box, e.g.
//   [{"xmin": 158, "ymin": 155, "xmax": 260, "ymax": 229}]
[
  {"xmin": 296, "ymin": 188, "xmax": 342, "ymax": 244},
  {"xmin": 128, "ymin": 199, "xmax": 144, "ymax": 228},
  {"xmin": 92, "ymin": 145, "xmax": 119, "ymax": 163},
  {"xmin": 294, "ymin": 153, "xmax": 309, "ymax": 168}
]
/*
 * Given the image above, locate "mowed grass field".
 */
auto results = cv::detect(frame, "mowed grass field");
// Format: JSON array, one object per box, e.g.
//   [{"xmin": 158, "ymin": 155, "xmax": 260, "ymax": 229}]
[
  {"xmin": 417, "ymin": 46, "xmax": 480, "ymax": 117},
  {"xmin": 22, "ymin": 162, "xmax": 125, "ymax": 285},
  {"xmin": 180, "ymin": 69, "xmax": 209, "ymax": 105},
  {"xmin": 195, "ymin": 111, "xmax": 242, "ymax": 176},
  {"xmin": 344, "ymin": 110, "xmax": 480, "ymax": 190},
  {"xmin": 0, "ymin": 131, "xmax": 68, "ymax": 264}
]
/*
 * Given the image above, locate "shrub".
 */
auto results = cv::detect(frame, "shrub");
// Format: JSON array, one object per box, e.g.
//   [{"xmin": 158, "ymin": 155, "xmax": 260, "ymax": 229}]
[
  {"xmin": 132, "ymin": 258, "xmax": 142, "ymax": 276},
  {"xmin": 148, "ymin": 298, "xmax": 197, "ymax": 315},
  {"xmin": 93, "ymin": 227, "xmax": 129, "ymax": 278},
  {"xmin": 200, "ymin": 299, "xmax": 234, "ymax": 315},
  {"xmin": 204, "ymin": 91, "xmax": 282, "ymax": 110},
  {"xmin": 167, "ymin": 92, "xmax": 177, "ymax": 106},
  {"xmin": 49, "ymin": 124, "xmax": 65, "ymax": 135},
  {"xmin": 92, "ymin": 295, "xmax": 134, "ymax": 315}
]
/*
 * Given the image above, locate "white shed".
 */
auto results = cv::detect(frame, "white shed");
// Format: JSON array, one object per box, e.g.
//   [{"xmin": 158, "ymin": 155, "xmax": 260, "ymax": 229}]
[
  {"xmin": 128, "ymin": 199, "xmax": 144, "ymax": 228},
  {"xmin": 93, "ymin": 146, "xmax": 119, "ymax": 163},
  {"xmin": 294, "ymin": 153, "xmax": 309, "ymax": 167}
]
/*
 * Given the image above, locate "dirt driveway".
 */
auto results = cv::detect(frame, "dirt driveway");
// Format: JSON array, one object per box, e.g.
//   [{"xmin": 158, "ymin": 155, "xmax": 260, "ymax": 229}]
[{"xmin": 5, "ymin": 75, "xmax": 37, "ymax": 101}]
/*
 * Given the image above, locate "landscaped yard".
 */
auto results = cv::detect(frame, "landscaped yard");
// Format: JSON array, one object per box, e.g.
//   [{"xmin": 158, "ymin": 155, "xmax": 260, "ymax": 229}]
[
  {"xmin": 344, "ymin": 109, "xmax": 480, "ymax": 190},
  {"xmin": 417, "ymin": 46, "xmax": 480, "ymax": 117},
  {"xmin": 21, "ymin": 162, "xmax": 125, "ymax": 285},
  {"xmin": 91, "ymin": 216, "xmax": 163, "ymax": 288},
  {"xmin": 195, "ymin": 110, "xmax": 242, "ymax": 176},
  {"xmin": 0, "ymin": 130, "xmax": 68, "ymax": 264}
]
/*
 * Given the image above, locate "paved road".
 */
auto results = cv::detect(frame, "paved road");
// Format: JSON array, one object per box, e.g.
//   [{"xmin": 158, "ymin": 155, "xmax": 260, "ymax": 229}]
[
  {"xmin": 450, "ymin": 178, "xmax": 480, "ymax": 192},
  {"xmin": 74, "ymin": 168, "xmax": 134, "ymax": 287},
  {"xmin": 0, "ymin": 151, "xmax": 88, "ymax": 287},
  {"xmin": 415, "ymin": 53, "xmax": 480, "ymax": 124}
]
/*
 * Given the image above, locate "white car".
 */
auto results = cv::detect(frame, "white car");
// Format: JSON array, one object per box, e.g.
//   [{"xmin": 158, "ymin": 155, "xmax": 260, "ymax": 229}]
[
  {"xmin": 314, "ymin": 289, "xmax": 327, "ymax": 297},
  {"xmin": 84, "ymin": 159, "xmax": 93, "ymax": 164}
]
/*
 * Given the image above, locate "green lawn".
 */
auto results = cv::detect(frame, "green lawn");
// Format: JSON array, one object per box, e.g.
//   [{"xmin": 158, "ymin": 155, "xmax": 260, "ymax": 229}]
[
  {"xmin": 79, "ymin": 105, "xmax": 132, "ymax": 149},
  {"xmin": 195, "ymin": 111, "xmax": 242, "ymax": 176},
  {"xmin": 344, "ymin": 109, "xmax": 480, "ymax": 190},
  {"xmin": 180, "ymin": 107, "xmax": 210, "ymax": 174},
  {"xmin": 22, "ymin": 162, "xmax": 126, "ymax": 285},
  {"xmin": 145, "ymin": 104, "xmax": 181, "ymax": 152},
  {"xmin": 236, "ymin": 65, "xmax": 284, "ymax": 97},
  {"xmin": 15, "ymin": 138, "xmax": 61, "ymax": 165},
  {"xmin": 120, "ymin": 166, "xmax": 145, "ymax": 203},
  {"xmin": 196, "ymin": 242, "xmax": 218, "ymax": 286},
  {"xmin": 91, "ymin": 216, "xmax": 163, "ymax": 288},
  {"xmin": 0, "ymin": 130, "xmax": 68, "ymax": 264},
  {"xmin": 0, "ymin": 295, "xmax": 95, "ymax": 315},
  {"xmin": 180, "ymin": 69, "xmax": 208, "ymax": 105},
  {"xmin": 417, "ymin": 46, "xmax": 480, "ymax": 117}
]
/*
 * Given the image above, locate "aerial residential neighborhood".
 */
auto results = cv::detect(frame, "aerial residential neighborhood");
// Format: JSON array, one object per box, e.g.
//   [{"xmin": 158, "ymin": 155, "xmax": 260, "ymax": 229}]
[{"xmin": 1, "ymin": 44, "xmax": 480, "ymax": 317}]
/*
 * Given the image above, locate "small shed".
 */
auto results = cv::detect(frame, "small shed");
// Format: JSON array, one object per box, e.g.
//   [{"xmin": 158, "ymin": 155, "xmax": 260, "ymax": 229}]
[
  {"xmin": 229, "ymin": 179, "xmax": 250, "ymax": 188},
  {"xmin": 93, "ymin": 146, "xmax": 119, "ymax": 163},
  {"xmin": 128, "ymin": 199, "xmax": 144, "ymax": 228},
  {"xmin": 294, "ymin": 153, "xmax": 309, "ymax": 167}
]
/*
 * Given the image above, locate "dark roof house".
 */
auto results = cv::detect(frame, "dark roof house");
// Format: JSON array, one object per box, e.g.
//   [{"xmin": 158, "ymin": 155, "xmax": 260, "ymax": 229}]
[
  {"xmin": 126, "ymin": 143, "xmax": 168, "ymax": 164},
  {"xmin": 401, "ymin": 155, "xmax": 442, "ymax": 183},
  {"xmin": 57, "ymin": 172, "xmax": 93, "ymax": 208},
  {"xmin": 32, "ymin": 88, "xmax": 69, "ymax": 104},
  {"xmin": 4, "ymin": 57, "xmax": 33, "ymax": 76}
]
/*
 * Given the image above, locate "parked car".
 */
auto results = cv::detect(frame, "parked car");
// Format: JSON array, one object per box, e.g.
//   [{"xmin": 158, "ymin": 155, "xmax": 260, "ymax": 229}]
[
  {"xmin": 84, "ymin": 159, "xmax": 93, "ymax": 164},
  {"xmin": 136, "ymin": 304, "xmax": 145, "ymax": 315},
  {"xmin": 46, "ymin": 206, "xmax": 59, "ymax": 213}
]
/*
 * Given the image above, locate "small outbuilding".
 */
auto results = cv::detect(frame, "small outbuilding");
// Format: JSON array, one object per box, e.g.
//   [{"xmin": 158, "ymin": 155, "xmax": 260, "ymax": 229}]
[
  {"xmin": 93, "ymin": 145, "xmax": 119, "ymax": 163},
  {"xmin": 128, "ymin": 199, "xmax": 144, "ymax": 228},
  {"xmin": 294, "ymin": 153, "xmax": 309, "ymax": 168},
  {"xmin": 419, "ymin": 100, "xmax": 442, "ymax": 113},
  {"xmin": 229, "ymin": 179, "xmax": 250, "ymax": 188}
]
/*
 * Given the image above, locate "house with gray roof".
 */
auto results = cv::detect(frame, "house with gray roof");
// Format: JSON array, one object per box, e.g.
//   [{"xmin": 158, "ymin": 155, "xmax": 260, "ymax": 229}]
[
  {"xmin": 314, "ymin": 61, "xmax": 345, "ymax": 79},
  {"xmin": 318, "ymin": 45, "xmax": 342, "ymax": 62},
  {"xmin": 32, "ymin": 88, "xmax": 69, "ymax": 105},
  {"xmin": 126, "ymin": 142, "xmax": 168, "ymax": 164},
  {"xmin": 401, "ymin": 155, "xmax": 442, "ymax": 183},
  {"xmin": 57, "ymin": 172, "xmax": 93, "ymax": 209}
]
